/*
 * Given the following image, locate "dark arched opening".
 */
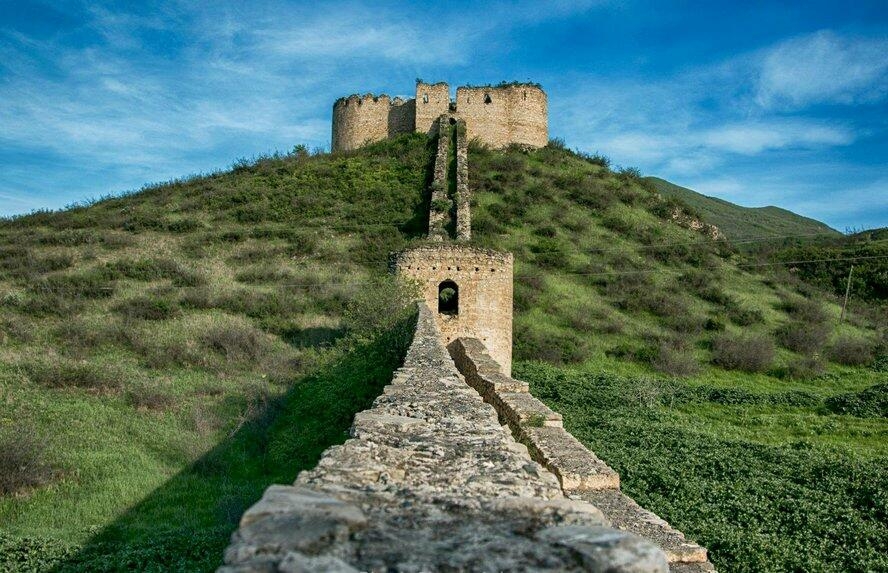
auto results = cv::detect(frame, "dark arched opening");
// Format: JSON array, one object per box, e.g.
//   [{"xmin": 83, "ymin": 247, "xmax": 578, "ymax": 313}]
[
  {"xmin": 438, "ymin": 280, "xmax": 459, "ymax": 315},
  {"xmin": 484, "ymin": 93, "xmax": 492, "ymax": 104}
]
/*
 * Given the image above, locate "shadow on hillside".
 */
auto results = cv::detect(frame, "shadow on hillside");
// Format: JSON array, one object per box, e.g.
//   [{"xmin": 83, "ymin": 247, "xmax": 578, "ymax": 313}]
[{"xmin": 48, "ymin": 317, "xmax": 414, "ymax": 573}]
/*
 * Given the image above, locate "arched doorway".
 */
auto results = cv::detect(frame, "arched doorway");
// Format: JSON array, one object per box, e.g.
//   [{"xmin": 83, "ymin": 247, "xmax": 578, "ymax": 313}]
[{"xmin": 438, "ymin": 280, "xmax": 459, "ymax": 315}]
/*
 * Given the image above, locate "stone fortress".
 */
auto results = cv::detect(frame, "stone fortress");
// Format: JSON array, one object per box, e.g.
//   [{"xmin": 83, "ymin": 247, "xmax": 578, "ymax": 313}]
[
  {"xmin": 332, "ymin": 80, "xmax": 548, "ymax": 151},
  {"xmin": 220, "ymin": 82, "xmax": 715, "ymax": 572}
]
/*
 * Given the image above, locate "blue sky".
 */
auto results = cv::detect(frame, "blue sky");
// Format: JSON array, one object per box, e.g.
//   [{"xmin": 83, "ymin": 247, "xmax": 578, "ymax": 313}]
[{"xmin": 1, "ymin": 1, "xmax": 886, "ymax": 231}]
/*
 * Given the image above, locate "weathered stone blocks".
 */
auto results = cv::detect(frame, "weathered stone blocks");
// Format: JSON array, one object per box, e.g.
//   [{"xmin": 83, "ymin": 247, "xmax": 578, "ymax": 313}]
[{"xmin": 220, "ymin": 306, "xmax": 670, "ymax": 572}]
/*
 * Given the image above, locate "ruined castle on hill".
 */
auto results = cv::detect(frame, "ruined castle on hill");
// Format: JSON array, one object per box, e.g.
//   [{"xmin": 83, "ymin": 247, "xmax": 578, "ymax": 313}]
[{"xmin": 332, "ymin": 80, "xmax": 548, "ymax": 152}]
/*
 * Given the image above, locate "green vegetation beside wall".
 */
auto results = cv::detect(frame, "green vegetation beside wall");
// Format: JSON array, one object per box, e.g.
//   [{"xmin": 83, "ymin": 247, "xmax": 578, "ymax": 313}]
[{"xmin": 518, "ymin": 361, "xmax": 888, "ymax": 573}]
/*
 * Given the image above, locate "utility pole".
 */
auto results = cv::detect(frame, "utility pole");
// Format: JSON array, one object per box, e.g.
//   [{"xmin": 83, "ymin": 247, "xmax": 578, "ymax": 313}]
[{"xmin": 840, "ymin": 265, "xmax": 854, "ymax": 322}]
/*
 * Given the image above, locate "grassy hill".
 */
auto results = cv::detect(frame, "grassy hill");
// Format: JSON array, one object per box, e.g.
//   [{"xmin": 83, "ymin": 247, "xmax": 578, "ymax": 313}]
[
  {"xmin": 0, "ymin": 136, "xmax": 885, "ymax": 572},
  {"xmin": 645, "ymin": 176, "xmax": 841, "ymax": 244}
]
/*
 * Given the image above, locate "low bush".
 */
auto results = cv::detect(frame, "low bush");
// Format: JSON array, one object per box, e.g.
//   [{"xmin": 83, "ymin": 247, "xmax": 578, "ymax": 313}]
[
  {"xmin": 201, "ymin": 324, "xmax": 267, "ymax": 363},
  {"xmin": 0, "ymin": 424, "xmax": 55, "ymax": 495},
  {"xmin": 115, "ymin": 296, "xmax": 181, "ymax": 321},
  {"xmin": 828, "ymin": 336, "xmax": 875, "ymax": 366},
  {"xmin": 126, "ymin": 385, "xmax": 176, "ymax": 411},
  {"xmin": 22, "ymin": 358, "xmax": 120, "ymax": 391},
  {"xmin": 776, "ymin": 320, "xmax": 832, "ymax": 354},
  {"xmin": 106, "ymin": 257, "xmax": 204, "ymax": 287},
  {"xmin": 779, "ymin": 296, "xmax": 828, "ymax": 324},
  {"xmin": 726, "ymin": 303, "xmax": 765, "ymax": 326},
  {"xmin": 777, "ymin": 356, "xmax": 826, "ymax": 380},
  {"xmin": 825, "ymin": 383, "xmax": 888, "ymax": 418},
  {"xmin": 234, "ymin": 265, "xmax": 294, "ymax": 284},
  {"xmin": 30, "ymin": 269, "xmax": 115, "ymax": 300},
  {"xmin": 651, "ymin": 344, "xmax": 700, "ymax": 377},
  {"xmin": 712, "ymin": 333, "xmax": 775, "ymax": 372}
]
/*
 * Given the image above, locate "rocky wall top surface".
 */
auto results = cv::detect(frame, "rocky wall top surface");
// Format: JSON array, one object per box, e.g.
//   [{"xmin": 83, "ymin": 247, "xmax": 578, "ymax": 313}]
[{"xmin": 219, "ymin": 305, "xmax": 668, "ymax": 572}]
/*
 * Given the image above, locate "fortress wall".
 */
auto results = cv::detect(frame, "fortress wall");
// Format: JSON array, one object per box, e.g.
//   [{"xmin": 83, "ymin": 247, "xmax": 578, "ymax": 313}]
[
  {"xmin": 332, "ymin": 94, "xmax": 416, "ymax": 152},
  {"xmin": 447, "ymin": 337, "xmax": 714, "ymax": 569},
  {"xmin": 454, "ymin": 118, "xmax": 471, "ymax": 241},
  {"xmin": 415, "ymin": 82, "xmax": 450, "ymax": 135},
  {"xmin": 455, "ymin": 85, "xmax": 548, "ymax": 148},
  {"xmin": 219, "ymin": 304, "xmax": 669, "ymax": 572},
  {"xmin": 393, "ymin": 246, "xmax": 513, "ymax": 375},
  {"xmin": 428, "ymin": 116, "xmax": 451, "ymax": 242},
  {"xmin": 332, "ymin": 94, "xmax": 391, "ymax": 152},
  {"xmin": 387, "ymin": 97, "xmax": 416, "ymax": 137}
]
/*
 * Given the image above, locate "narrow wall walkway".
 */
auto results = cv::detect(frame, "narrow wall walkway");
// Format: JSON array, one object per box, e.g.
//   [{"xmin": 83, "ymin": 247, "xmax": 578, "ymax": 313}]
[
  {"xmin": 449, "ymin": 338, "xmax": 715, "ymax": 573},
  {"xmin": 219, "ymin": 305, "xmax": 669, "ymax": 572}
]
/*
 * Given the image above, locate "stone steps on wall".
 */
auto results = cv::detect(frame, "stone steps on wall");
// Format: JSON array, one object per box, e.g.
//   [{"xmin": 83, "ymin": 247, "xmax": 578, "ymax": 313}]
[
  {"xmin": 571, "ymin": 489, "xmax": 710, "ymax": 566},
  {"xmin": 522, "ymin": 426, "xmax": 620, "ymax": 491},
  {"xmin": 448, "ymin": 336, "xmax": 715, "ymax": 571}
]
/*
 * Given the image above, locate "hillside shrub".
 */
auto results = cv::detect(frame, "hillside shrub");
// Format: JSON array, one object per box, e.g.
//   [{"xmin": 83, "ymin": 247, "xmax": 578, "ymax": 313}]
[
  {"xmin": 106, "ymin": 257, "xmax": 204, "ymax": 287},
  {"xmin": 651, "ymin": 344, "xmax": 700, "ymax": 377},
  {"xmin": 601, "ymin": 212, "xmax": 636, "ymax": 234},
  {"xmin": 825, "ymin": 383, "xmax": 888, "ymax": 418},
  {"xmin": 235, "ymin": 265, "xmax": 294, "ymax": 284},
  {"xmin": 201, "ymin": 324, "xmax": 267, "ymax": 362},
  {"xmin": 726, "ymin": 303, "xmax": 765, "ymax": 326},
  {"xmin": 567, "ymin": 177, "xmax": 615, "ymax": 210},
  {"xmin": 30, "ymin": 270, "xmax": 115, "ymax": 300},
  {"xmin": 779, "ymin": 296, "xmax": 828, "ymax": 324},
  {"xmin": 828, "ymin": 336, "xmax": 875, "ymax": 366},
  {"xmin": 777, "ymin": 356, "xmax": 826, "ymax": 380},
  {"xmin": 0, "ymin": 424, "xmax": 55, "ymax": 495},
  {"xmin": 126, "ymin": 385, "xmax": 176, "ymax": 412},
  {"xmin": 514, "ymin": 273, "xmax": 544, "ymax": 312},
  {"xmin": 116, "ymin": 296, "xmax": 181, "ymax": 321},
  {"xmin": 22, "ymin": 358, "xmax": 120, "ymax": 391},
  {"xmin": 712, "ymin": 333, "xmax": 775, "ymax": 372},
  {"xmin": 776, "ymin": 320, "xmax": 832, "ymax": 354},
  {"xmin": 514, "ymin": 324, "xmax": 589, "ymax": 364}
]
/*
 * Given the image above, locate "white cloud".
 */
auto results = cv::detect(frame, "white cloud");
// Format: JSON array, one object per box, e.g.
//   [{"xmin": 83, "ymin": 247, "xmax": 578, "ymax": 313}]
[
  {"xmin": 756, "ymin": 30, "xmax": 888, "ymax": 109},
  {"xmin": 699, "ymin": 121, "xmax": 854, "ymax": 154}
]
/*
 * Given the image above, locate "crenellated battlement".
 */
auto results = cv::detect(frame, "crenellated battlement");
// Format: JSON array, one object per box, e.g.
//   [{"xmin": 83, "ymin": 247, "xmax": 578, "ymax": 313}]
[{"xmin": 331, "ymin": 80, "xmax": 548, "ymax": 152}]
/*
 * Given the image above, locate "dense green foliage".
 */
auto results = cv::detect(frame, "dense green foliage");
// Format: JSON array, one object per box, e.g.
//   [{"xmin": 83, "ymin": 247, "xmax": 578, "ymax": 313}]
[
  {"xmin": 0, "ymin": 134, "xmax": 884, "ymax": 572},
  {"xmin": 645, "ymin": 176, "xmax": 840, "ymax": 243},
  {"xmin": 519, "ymin": 361, "xmax": 888, "ymax": 573},
  {"xmin": 761, "ymin": 229, "xmax": 888, "ymax": 306}
]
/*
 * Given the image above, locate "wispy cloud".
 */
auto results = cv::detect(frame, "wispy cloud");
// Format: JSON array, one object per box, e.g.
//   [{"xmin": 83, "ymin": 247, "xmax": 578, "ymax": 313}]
[{"xmin": 756, "ymin": 30, "xmax": 888, "ymax": 109}]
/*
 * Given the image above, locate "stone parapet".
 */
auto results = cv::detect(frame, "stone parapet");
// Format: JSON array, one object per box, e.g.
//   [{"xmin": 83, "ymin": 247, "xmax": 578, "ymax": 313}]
[
  {"xmin": 447, "ymin": 337, "xmax": 715, "ymax": 572},
  {"xmin": 454, "ymin": 118, "xmax": 471, "ymax": 241},
  {"xmin": 219, "ymin": 305, "xmax": 669, "ymax": 572},
  {"xmin": 427, "ymin": 116, "xmax": 451, "ymax": 242}
]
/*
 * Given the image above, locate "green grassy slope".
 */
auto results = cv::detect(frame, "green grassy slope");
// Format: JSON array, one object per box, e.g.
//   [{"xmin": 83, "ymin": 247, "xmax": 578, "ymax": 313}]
[
  {"xmin": 645, "ymin": 176, "xmax": 841, "ymax": 242},
  {"xmin": 0, "ymin": 136, "xmax": 884, "ymax": 572}
]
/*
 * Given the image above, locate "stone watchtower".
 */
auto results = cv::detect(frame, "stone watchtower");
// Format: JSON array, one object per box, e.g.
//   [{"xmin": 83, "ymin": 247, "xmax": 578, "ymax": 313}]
[
  {"xmin": 393, "ymin": 247, "xmax": 513, "ymax": 376},
  {"xmin": 332, "ymin": 80, "xmax": 547, "ymax": 152}
]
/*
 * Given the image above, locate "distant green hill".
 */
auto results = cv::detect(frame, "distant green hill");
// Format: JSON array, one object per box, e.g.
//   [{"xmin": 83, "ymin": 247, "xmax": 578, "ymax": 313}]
[{"xmin": 645, "ymin": 176, "xmax": 840, "ymax": 243}]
